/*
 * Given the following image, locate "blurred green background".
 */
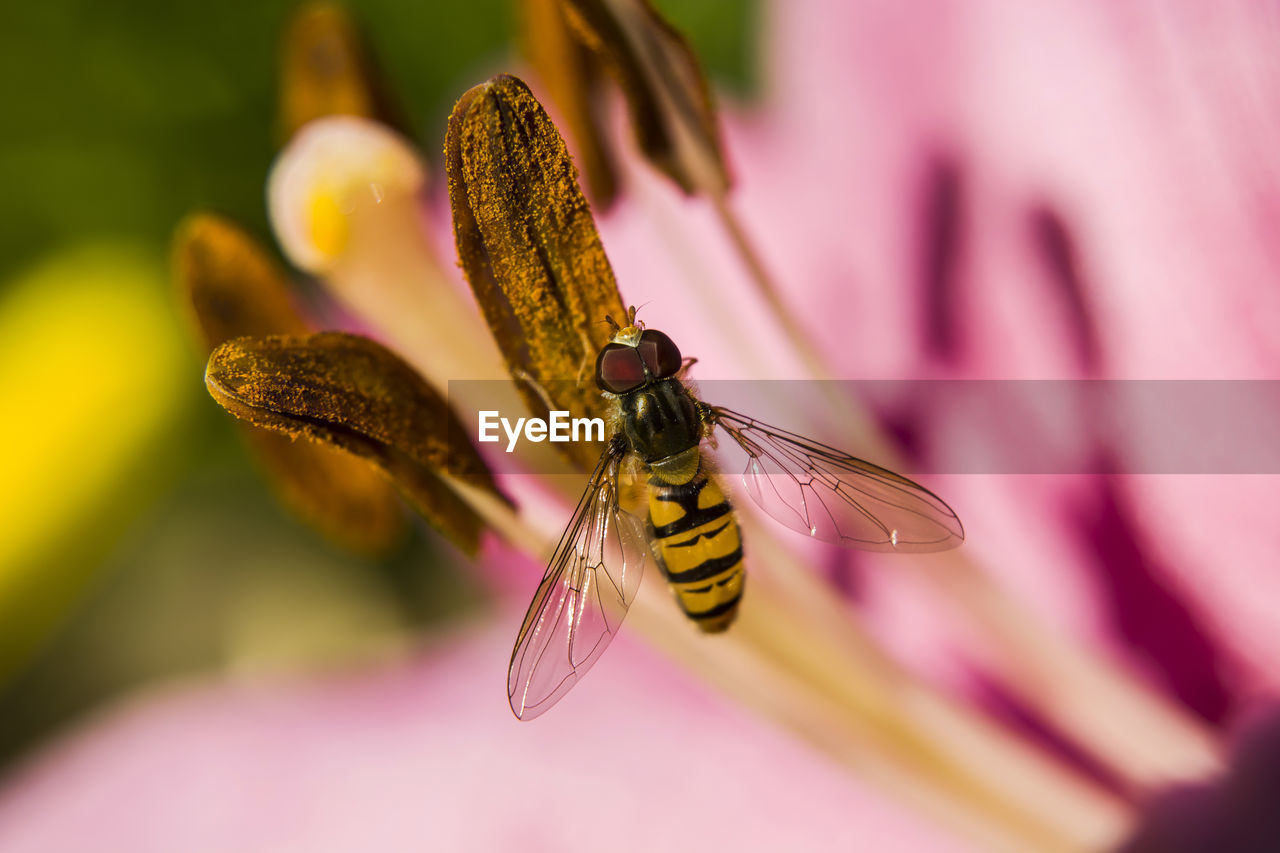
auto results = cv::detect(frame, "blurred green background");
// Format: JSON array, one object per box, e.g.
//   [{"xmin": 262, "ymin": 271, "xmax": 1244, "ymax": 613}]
[{"xmin": 0, "ymin": 0, "xmax": 754, "ymax": 768}]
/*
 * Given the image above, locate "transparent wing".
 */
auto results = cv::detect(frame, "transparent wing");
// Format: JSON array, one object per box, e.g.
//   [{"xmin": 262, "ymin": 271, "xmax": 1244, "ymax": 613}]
[
  {"xmin": 508, "ymin": 438, "xmax": 648, "ymax": 720},
  {"xmin": 709, "ymin": 406, "xmax": 963, "ymax": 552}
]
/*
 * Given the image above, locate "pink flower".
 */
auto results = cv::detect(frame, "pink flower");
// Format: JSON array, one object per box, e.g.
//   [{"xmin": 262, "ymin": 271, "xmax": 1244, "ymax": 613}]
[
  {"xmin": 597, "ymin": 0, "xmax": 1280, "ymax": 708},
  {"xmin": 0, "ymin": 623, "xmax": 960, "ymax": 853},
  {"xmin": 3, "ymin": 1, "xmax": 1277, "ymax": 850}
]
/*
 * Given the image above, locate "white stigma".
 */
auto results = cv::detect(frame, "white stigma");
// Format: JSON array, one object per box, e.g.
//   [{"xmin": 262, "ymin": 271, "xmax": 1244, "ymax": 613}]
[{"xmin": 268, "ymin": 116, "xmax": 425, "ymax": 274}]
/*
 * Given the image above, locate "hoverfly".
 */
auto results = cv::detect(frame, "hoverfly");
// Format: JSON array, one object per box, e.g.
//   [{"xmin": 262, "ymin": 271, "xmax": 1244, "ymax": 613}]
[{"xmin": 508, "ymin": 308, "xmax": 964, "ymax": 719}]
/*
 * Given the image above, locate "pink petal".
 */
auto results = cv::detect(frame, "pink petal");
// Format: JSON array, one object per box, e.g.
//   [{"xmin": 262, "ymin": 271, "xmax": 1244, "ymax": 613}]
[{"xmin": 0, "ymin": 621, "xmax": 963, "ymax": 853}]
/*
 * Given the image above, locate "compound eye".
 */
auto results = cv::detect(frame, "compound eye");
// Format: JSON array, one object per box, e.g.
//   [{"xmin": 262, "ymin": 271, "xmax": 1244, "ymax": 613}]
[
  {"xmin": 596, "ymin": 343, "xmax": 646, "ymax": 393},
  {"xmin": 637, "ymin": 329, "xmax": 682, "ymax": 379}
]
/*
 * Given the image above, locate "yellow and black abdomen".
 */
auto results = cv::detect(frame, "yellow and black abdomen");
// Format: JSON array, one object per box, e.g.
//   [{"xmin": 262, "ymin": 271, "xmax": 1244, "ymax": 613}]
[{"xmin": 647, "ymin": 470, "xmax": 744, "ymax": 633}]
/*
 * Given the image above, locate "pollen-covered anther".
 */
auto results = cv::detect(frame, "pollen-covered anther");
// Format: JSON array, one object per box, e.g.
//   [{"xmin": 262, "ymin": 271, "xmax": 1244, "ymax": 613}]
[
  {"xmin": 173, "ymin": 212, "xmax": 409, "ymax": 555},
  {"xmin": 445, "ymin": 73, "xmax": 628, "ymax": 467},
  {"xmin": 278, "ymin": 3, "xmax": 388, "ymax": 140},
  {"xmin": 557, "ymin": 0, "xmax": 731, "ymax": 196},
  {"xmin": 204, "ymin": 331, "xmax": 509, "ymax": 554}
]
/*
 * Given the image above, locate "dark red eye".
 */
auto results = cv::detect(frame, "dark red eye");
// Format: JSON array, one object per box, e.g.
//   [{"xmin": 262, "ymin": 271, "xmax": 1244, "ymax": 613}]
[
  {"xmin": 637, "ymin": 329, "xmax": 682, "ymax": 378},
  {"xmin": 596, "ymin": 343, "xmax": 646, "ymax": 393}
]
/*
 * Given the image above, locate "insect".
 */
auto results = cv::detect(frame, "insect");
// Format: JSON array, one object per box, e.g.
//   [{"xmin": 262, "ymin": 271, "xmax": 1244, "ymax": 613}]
[{"xmin": 508, "ymin": 309, "xmax": 964, "ymax": 719}]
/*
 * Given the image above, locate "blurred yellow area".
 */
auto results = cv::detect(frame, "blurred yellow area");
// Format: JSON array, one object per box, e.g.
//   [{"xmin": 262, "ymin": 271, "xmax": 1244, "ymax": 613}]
[
  {"xmin": 301, "ymin": 188, "xmax": 352, "ymax": 264},
  {"xmin": 0, "ymin": 245, "xmax": 193, "ymax": 681}
]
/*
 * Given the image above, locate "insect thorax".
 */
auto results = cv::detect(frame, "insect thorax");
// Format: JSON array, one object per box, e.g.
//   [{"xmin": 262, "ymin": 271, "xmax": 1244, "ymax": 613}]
[{"xmin": 619, "ymin": 377, "xmax": 703, "ymax": 483}]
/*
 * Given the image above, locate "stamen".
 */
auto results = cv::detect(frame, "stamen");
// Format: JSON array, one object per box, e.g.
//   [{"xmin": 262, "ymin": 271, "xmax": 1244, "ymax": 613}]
[
  {"xmin": 446, "ymin": 74, "xmax": 627, "ymax": 467},
  {"xmin": 557, "ymin": 0, "xmax": 730, "ymax": 196},
  {"xmin": 205, "ymin": 331, "xmax": 509, "ymax": 554},
  {"xmin": 175, "ymin": 213, "xmax": 407, "ymax": 554},
  {"xmin": 519, "ymin": 0, "xmax": 618, "ymax": 206},
  {"xmin": 277, "ymin": 3, "xmax": 401, "ymax": 141}
]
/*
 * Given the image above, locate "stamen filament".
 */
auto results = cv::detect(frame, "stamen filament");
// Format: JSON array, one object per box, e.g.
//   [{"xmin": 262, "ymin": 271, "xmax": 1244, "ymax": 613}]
[
  {"xmin": 667, "ymin": 180, "xmax": 1223, "ymax": 794},
  {"xmin": 710, "ymin": 191, "xmax": 838, "ymax": 385},
  {"xmin": 450, "ymin": 470, "xmax": 1133, "ymax": 852}
]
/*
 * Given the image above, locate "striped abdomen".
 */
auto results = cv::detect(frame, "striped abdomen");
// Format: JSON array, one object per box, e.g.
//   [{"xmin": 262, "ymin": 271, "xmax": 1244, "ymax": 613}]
[{"xmin": 647, "ymin": 470, "xmax": 744, "ymax": 633}]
